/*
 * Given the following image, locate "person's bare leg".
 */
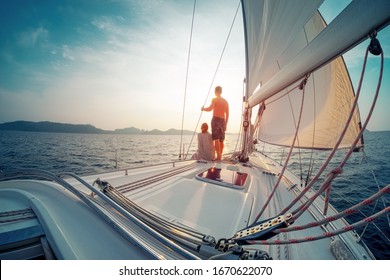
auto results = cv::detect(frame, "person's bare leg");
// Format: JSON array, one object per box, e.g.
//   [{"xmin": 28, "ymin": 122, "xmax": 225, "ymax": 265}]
[
  {"xmin": 219, "ymin": 140, "xmax": 224, "ymax": 160},
  {"xmin": 214, "ymin": 140, "xmax": 221, "ymax": 160}
]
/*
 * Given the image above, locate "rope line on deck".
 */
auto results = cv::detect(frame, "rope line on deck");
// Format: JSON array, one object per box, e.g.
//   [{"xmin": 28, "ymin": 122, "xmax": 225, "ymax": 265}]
[{"xmin": 116, "ymin": 162, "xmax": 199, "ymax": 193}]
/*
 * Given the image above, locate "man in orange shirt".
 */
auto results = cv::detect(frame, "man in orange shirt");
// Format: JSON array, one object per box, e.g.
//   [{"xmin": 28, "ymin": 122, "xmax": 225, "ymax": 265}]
[{"xmin": 201, "ymin": 86, "xmax": 229, "ymax": 161}]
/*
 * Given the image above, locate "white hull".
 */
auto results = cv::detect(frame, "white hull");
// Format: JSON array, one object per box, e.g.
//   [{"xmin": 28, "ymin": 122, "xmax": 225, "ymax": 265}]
[{"xmin": 0, "ymin": 153, "xmax": 374, "ymax": 260}]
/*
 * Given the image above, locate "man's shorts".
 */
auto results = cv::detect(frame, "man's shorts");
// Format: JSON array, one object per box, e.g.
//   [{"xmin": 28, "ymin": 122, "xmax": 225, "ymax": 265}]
[{"xmin": 211, "ymin": 116, "xmax": 226, "ymax": 141}]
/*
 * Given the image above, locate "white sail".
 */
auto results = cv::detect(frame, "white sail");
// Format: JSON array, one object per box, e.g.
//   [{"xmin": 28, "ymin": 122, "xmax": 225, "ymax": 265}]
[
  {"xmin": 246, "ymin": 0, "xmax": 390, "ymax": 106},
  {"xmin": 241, "ymin": 0, "xmax": 383, "ymax": 149},
  {"xmin": 256, "ymin": 11, "xmax": 362, "ymax": 149},
  {"xmin": 242, "ymin": 0, "xmax": 324, "ymax": 98}
]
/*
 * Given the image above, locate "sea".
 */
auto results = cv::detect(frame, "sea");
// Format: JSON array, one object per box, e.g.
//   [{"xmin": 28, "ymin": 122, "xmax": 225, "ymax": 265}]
[{"xmin": 0, "ymin": 130, "xmax": 389, "ymax": 260}]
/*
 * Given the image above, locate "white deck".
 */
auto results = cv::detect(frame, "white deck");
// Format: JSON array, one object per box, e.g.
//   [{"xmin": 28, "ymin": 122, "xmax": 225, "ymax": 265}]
[
  {"xmin": 0, "ymin": 153, "xmax": 374, "ymax": 260},
  {"xmin": 0, "ymin": 181, "xmax": 151, "ymax": 259}
]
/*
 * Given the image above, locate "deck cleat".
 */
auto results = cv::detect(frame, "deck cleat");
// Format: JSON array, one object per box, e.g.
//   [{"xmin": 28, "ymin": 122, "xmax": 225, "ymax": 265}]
[
  {"xmin": 93, "ymin": 178, "xmax": 113, "ymax": 192},
  {"xmin": 232, "ymin": 213, "xmax": 293, "ymax": 244}
]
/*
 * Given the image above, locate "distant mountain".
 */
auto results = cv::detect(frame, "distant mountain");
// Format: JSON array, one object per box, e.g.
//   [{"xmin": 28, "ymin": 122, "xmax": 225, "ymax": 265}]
[
  {"xmin": 0, "ymin": 121, "xmax": 194, "ymax": 135},
  {"xmin": 114, "ymin": 126, "xmax": 145, "ymax": 134},
  {"xmin": 0, "ymin": 121, "xmax": 105, "ymax": 134}
]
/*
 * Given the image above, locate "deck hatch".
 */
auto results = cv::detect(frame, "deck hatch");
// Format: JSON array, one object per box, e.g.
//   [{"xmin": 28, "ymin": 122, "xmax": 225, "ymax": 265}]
[{"xmin": 195, "ymin": 167, "xmax": 248, "ymax": 189}]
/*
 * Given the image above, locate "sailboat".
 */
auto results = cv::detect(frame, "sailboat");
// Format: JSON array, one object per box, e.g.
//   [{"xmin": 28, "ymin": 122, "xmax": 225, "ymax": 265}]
[{"xmin": 1, "ymin": 0, "xmax": 389, "ymax": 260}]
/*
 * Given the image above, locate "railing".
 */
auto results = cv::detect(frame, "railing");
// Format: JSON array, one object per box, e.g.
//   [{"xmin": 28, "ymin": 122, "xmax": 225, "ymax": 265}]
[{"xmin": 0, "ymin": 169, "xmax": 200, "ymax": 260}]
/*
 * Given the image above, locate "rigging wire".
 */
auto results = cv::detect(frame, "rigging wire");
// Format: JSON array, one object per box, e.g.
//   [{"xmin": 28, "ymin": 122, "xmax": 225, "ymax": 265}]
[
  {"xmin": 252, "ymin": 76, "xmax": 308, "ymax": 224},
  {"xmin": 287, "ymin": 92, "xmax": 304, "ymax": 182},
  {"xmin": 278, "ymin": 42, "xmax": 372, "ymax": 217},
  {"xmin": 360, "ymin": 150, "xmax": 390, "ymax": 232},
  {"xmin": 182, "ymin": 0, "xmax": 242, "ymax": 159},
  {"xmin": 179, "ymin": 0, "xmax": 197, "ymax": 160},
  {"xmin": 233, "ymin": 79, "xmax": 246, "ymax": 155},
  {"xmin": 289, "ymin": 35, "xmax": 385, "ymax": 222},
  {"xmin": 305, "ymin": 74, "xmax": 317, "ymax": 185},
  {"xmin": 250, "ymin": 34, "xmax": 386, "ymax": 231},
  {"xmin": 301, "ymin": 13, "xmax": 317, "ymax": 186},
  {"xmin": 328, "ymin": 180, "xmax": 390, "ymax": 243}
]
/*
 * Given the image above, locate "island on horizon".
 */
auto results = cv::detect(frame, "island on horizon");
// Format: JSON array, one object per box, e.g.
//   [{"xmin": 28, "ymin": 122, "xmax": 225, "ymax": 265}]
[{"xmin": 0, "ymin": 120, "xmax": 197, "ymax": 135}]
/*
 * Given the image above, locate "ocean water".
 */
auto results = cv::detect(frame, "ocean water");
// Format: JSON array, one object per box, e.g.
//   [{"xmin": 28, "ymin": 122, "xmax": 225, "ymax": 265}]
[{"xmin": 0, "ymin": 130, "xmax": 389, "ymax": 259}]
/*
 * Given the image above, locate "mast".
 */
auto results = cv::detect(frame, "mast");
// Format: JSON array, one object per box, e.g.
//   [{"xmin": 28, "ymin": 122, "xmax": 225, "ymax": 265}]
[{"xmin": 239, "ymin": 0, "xmax": 251, "ymax": 161}]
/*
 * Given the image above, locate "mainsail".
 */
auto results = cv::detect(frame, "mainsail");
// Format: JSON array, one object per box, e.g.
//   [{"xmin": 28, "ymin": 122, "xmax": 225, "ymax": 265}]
[
  {"xmin": 241, "ymin": 0, "xmax": 389, "ymax": 149},
  {"xmin": 256, "ymin": 10, "xmax": 361, "ymax": 149}
]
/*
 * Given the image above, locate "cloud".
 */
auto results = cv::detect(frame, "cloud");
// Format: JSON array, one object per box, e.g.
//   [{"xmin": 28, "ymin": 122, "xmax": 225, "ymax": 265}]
[
  {"xmin": 0, "ymin": 0, "xmax": 246, "ymax": 131},
  {"xmin": 18, "ymin": 26, "xmax": 49, "ymax": 48},
  {"xmin": 62, "ymin": 45, "xmax": 75, "ymax": 61}
]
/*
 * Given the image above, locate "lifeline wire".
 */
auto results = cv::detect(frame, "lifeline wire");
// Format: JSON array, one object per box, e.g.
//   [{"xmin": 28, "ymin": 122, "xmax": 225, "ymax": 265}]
[{"xmin": 179, "ymin": 0, "xmax": 197, "ymax": 160}]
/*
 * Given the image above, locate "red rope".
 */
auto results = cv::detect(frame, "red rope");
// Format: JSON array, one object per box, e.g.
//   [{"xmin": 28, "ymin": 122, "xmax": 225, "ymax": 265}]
[
  {"xmin": 275, "ymin": 185, "xmax": 390, "ymax": 233},
  {"xmin": 323, "ymin": 183, "xmax": 332, "ymax": 215},
  {"xmin": 248, "ymin": 206, "xmax": 390, "ymax": 245},
  {"xmin": 290, "ymin": 45, "xmax": 384, "ymax": 222},
  {"xmin": 278, "ymin": 46, "xmax": 371, "ymax": 216}
]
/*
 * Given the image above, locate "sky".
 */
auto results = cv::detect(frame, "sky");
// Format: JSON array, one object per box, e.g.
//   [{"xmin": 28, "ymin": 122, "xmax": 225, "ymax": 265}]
[{"xmin": 0, "ymin": 0, "xmax": 389, "ymax": 133}]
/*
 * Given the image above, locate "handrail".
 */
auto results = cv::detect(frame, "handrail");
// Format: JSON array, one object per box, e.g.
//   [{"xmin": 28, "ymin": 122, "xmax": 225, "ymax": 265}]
[
  {"xmin": 115, "ymin": 161, "xmax": 199, "ymax": 192},
  {"xmin": 61, "ymin": 172, "xmax": 208, "ymax": 246},
  {"xmin": 0, "ymin": 169, "xmax": 200, "ymax": 259}
]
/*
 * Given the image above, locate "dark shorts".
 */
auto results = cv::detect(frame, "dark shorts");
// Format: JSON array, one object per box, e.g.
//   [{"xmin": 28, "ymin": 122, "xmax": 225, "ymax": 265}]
[{"xmin": 211, "ymin": 116, "xmax": 225, "ymax": 141}]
